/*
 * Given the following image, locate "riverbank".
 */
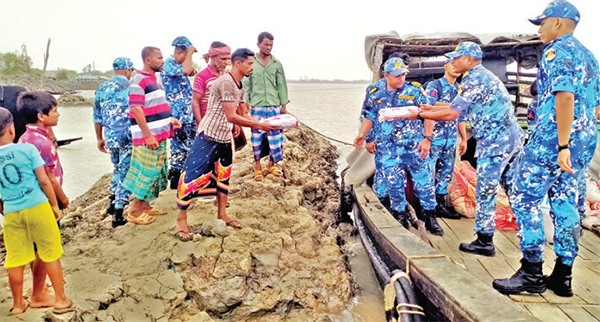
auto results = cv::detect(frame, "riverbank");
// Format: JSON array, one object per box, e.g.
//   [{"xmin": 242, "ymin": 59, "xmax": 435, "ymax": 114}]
[
  {"xmin": 0, "ymin": 126, "xmax": 355, "ymax": 321},
  {"xmin": 0, "ymin": 74, "xmax": 102, "ymax": 94}
]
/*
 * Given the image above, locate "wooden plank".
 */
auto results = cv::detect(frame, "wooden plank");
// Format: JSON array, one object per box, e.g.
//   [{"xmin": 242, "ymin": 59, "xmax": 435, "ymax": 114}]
[
  {"xmin": 579, "ymin": 232, "xmax": 600, "ymax": 258},
  {"xmin": 571, "ymin": 262, "xmax": 600, "ymax": 305},
  {"xmin": 524, "ymin": 303, "xmax": 573, "ymax": 322},
  {"xmin": 445, "ymin": 217, "xmax": 477, "ymax": 243},
  {"xmin": 436, "ymin": 219, "xmax": 464, "ymax": 258},
  {"xmin": 429, "ymin": 234, "xmax": 456, "ymax": 258},
  {"xmin": 462, "ymin": 256, "xmax": 494, "ymax": 285},
  {"xmin": 479, "ymin": 257, "xmax": 516, "ymax": 280},
  {"xmin": 559, "ymin": 305, "xmax": 600, "ymax": 322},
  {"xmin": 493, "ymin": 230, "xmax": 523, "ymax": 259},
  {"xmin": 583, "ymin": 305, "xmax": 600, "ymax": 321}
]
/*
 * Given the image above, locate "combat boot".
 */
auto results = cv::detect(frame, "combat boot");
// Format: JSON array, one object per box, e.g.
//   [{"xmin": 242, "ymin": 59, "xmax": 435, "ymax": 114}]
[
  {"xmin": 112, "ymin": 208, "xmax": 127, "ymax": 228},
  {"xmin": 391, "ymin": 210, "xmax": 409, "ymax": 229},
  {"xmin": 424, "ymin": 209, "xmax": 444, "ymax": 236},
  {"xmin": 169, "ymin": 169, "xmax": 181, "ymax": 190},
  {"xmin": 493, "ymin": 259, "xmax": 546, "ymax": 294},
  {"xmin": 546, "ymin": 258, "xmax": 573, "ymax": 297},
  {"xmin": 459, "ymin": 232, "xmax": 495, "ymax": 256},
  {"xmin": 435, "ymin": 194, "xmax": 460, "ymax": 219},
  {"xmin": 106, "ymin": 194, "xmax": 115, "ymax": 216}
]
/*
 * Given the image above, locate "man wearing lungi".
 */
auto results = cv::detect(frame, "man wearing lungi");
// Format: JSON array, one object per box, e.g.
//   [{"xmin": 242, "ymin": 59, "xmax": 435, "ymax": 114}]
[
  {"xmin": 175, "ymin": 48, "xmax": 279, "ymax": 241},
  {"xmin": 122, "ymin": 47, "xmax": 181, "ymax": 225},
  {"xmin": 243, "ymin": 32, "xmax": 289, "ymax": 181}
]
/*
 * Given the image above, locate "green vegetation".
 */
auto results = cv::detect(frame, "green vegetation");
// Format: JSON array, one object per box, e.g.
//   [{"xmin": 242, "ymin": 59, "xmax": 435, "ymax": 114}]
[{"xmin": 0, "ymin": 51, "xmax": 38, "ymax": 76}]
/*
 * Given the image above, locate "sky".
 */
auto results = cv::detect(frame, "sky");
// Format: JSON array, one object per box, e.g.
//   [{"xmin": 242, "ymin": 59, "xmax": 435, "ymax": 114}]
[{"xmin": 2, "ymin": 0, "xmax": 599, "ymax": 81}]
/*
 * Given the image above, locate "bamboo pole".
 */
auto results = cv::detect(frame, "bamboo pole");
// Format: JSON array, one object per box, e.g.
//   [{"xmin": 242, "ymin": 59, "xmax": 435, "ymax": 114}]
[{"xmin": 39, "ymin": 38, "xmax": 51, "ymax": 90}]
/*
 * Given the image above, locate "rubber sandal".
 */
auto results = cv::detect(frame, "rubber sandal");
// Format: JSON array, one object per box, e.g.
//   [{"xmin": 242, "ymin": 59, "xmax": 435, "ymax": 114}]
[
  {"xmin": 127, "ymin": 213, "xmax": 156, "ymax": 225},
  {"xmin": 146, "ymin": 208, "xmax": 167, "ymax": 216},
  {"xmin": 269, "ymin": 165, "xmax": 283, "ymax": 177},
  {"xmin": 224, "ymin": 218, "xmax": 243, "ymax": 229},
  {"xmin": 9, "ymin": 300, "xmax": 29, "ymax": 315},
  {"xmin": 53, "ymin": 299, "xmax": 76, "ymax": 314},
  {"xmin": 254, "ymin": 170, "xmax": 263, "ymax": 181},
  {"xmin": 175, "ymin": 230, "xmax": 193, "ymax": 242}
]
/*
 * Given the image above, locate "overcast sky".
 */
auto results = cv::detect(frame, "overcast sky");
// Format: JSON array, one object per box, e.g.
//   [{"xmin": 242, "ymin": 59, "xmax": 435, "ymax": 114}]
[{"xmin": 2, "ymin": 0, "xmax": 599, "ymax": 81}]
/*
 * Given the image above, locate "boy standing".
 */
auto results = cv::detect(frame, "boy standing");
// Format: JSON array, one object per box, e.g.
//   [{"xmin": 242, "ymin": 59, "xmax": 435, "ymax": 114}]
[{"xmin": 0, "ymin": 107, "xmax": 74, "ymax": 315}]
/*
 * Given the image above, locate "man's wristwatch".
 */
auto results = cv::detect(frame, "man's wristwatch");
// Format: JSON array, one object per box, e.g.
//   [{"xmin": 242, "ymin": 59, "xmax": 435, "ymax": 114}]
[
  {"xmin": 424, "ymin": 135, "xmax": 432, "ymax": 141},
  {"xmin": 558, "ymin": 143, "xmax": 569, "ymax": 151}
]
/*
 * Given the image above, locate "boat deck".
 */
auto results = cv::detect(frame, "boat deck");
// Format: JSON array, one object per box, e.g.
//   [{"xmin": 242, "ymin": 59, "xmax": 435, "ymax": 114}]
[{"xmin": 429, "ymin": 217, "xmax": 600, "ymax": 322}]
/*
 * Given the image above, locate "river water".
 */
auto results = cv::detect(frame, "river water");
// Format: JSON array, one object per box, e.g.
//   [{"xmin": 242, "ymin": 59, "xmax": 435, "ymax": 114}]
[{"xmin": 53, "ymin": 82, "xmax": 385, "ymax": 322}]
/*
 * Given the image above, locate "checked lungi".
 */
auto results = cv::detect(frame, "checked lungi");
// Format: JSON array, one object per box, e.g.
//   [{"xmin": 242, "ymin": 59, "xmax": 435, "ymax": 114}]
[
  {"xmin": 122, "ymin": 140, "xmax": 168, "ymax": 202},
  {"xmin": 250, "ymin": 105, "xmax": 284, "ymax": 163},
  {"xmin": 177, "ymin": 132, "xmax": 233, "ymax": 210}
]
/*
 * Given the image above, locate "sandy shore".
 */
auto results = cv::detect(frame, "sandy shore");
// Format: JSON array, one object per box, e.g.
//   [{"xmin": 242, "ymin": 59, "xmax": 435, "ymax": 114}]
[{"xmin": 0, "ymin": 126, "xmax": 354, "ymax": 321}]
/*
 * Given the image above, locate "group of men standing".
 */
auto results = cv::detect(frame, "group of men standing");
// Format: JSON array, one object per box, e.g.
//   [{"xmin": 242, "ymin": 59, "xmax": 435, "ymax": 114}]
[
  {"xmin": 356, "ymin": 0, "xmax": 599, "ymax": 298},
  {"xmin": 93, "ymin": 32, "xmax": 289, "ymax": 239}
]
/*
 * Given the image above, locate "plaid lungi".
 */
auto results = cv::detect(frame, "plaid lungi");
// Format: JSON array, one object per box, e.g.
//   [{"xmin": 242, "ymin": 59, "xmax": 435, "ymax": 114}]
[
  {"xmin": 122, "ymin": 141, "xmax": 168, "ymax": 202},
  {"xmin": 177, "ymin": 132, "xmax": 233, "ymax": 210},
  {"xmin": 250, "ymin": 106, "xmax": 284, "ymax": 163}
]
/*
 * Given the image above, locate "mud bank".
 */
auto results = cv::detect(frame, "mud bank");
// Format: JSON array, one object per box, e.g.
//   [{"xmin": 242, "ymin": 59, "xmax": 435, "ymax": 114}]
[
  {"xmin": 0, "ymin": 75, "xmax": 103, "ymax": 94},
  {"xmin": 0, "ymin": 126, "xmax": 354, "ymax": 321}
]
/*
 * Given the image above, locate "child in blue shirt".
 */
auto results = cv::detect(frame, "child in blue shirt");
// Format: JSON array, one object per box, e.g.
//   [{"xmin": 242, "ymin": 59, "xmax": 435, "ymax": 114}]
[{"xmin": 0, "ymin": 107, "xmax": 74, "ymax": 315}]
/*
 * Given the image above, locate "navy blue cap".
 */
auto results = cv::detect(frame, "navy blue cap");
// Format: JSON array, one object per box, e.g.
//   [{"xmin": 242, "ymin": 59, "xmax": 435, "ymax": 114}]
[{"xmin": 529, "ymin": 0, "xmax": 580, "ymax": 26}]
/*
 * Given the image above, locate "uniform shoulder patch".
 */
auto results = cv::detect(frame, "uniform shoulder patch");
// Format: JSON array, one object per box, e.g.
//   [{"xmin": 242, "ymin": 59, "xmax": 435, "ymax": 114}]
[
  {"xmin": 545, "ymin": 48, "xmax": 557, "ymax": 62},
  {"xmin": 458, "ymin": 84, "xmax": 464, "ymax": 94},
  {"xmin": 411, "ymin": 81, "xmax": 422, "ymax": 87},
  {"xmin": 369, "ymin": 87, "xmax": 378, "ymax": 95}
]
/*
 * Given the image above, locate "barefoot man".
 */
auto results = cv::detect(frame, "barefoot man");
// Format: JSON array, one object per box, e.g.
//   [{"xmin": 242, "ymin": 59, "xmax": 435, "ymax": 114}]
[{"xmin": 175, "ymin": 48, "xmax": 279, "ymax": 241}]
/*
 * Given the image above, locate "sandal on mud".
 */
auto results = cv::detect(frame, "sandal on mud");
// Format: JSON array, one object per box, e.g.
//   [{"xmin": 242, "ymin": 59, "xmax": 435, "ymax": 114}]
[
  {"xmin": 254, "ymin": 170, "xmax": 264, "ymax": 181},
  {"xmin": 146, "ymin": 208, "xmax": 167, "ymax": 216},
  {"xmin": 9, "ymin": 300, "xmax": 29, "ymax": 315},
  {"xmin": 269, "ymin": 165, "xmax": 283, "ymax": 177},
  {"xmin": 127, "ymin": 213, "xmax": 156, "ymax": 225},
  {"xmin": 175, "ymin": 230, "xmax": 193, "ymax": 242},
  {"xmin": 224, "ymin": 218, "xmax": 243, "ymax": 229},
  {"xmin": 52, "ymin": 299, "xmax": 76, "ymax": 314}
]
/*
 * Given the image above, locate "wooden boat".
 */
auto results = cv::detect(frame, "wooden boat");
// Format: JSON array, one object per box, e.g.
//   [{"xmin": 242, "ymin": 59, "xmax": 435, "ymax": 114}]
[{"xmin": 344, "ymin": 32, "xmax": 600, "ymax": 321}]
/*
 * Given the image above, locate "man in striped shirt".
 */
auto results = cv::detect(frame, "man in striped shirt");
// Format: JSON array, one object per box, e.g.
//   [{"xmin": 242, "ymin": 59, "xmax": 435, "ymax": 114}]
[{"xmin": 122, "ymin": 46, "xmax": 181, "ymax": 225}]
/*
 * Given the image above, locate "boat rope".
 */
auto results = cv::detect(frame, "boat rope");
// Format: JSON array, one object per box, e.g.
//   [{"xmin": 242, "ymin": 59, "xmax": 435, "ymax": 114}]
[
  {"xmin": 404, "ymin": 254, "xmax": 447, "ymax": 278},
  {"xmin": 384, "ymin": 270, "xmax": 425, "ymax": 321},
  {"xmin": 290, "ymin": 113, "xmax": 355, "ymax": 146}
]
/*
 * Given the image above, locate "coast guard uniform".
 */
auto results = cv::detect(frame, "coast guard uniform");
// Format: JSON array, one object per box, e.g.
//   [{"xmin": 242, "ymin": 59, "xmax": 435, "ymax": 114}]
[
  {"xmin": 160, "ymin": 37, "xmax": 196, "ymax": 186},
  {"xmin": 93, "ymin": 60, "xmax": 133, "ymax": 211},
  {"xmin": 450, "ymin": 64, "xmax": 524, "ymax": 235},
  {"xmin": 363, "ymin": 80, "xmax": 435, "ymax": 214},
  {"xmin": 511, "ymin": 33, "xmax": 599, "ymax": 266},
  {"xmin": 424, "ymin": 77, "xmax": 461, "ymax": 196}
]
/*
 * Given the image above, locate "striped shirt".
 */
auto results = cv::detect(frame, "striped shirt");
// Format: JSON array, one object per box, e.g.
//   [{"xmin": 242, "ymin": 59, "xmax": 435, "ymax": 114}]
[
  {"xmin": 198, "ymin": 73, "xmax": 244, "ymax": 143},
  {"xmin": 192, "ymin": 66, "xmax": 222, "ymax": 117},
  {"xmin": 129, "ymin": 70, "xmax": 174, "ymax": 146}
]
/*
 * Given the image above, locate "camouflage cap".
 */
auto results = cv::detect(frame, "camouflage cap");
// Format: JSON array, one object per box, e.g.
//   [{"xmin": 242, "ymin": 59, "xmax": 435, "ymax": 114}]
[
  {"xmin": 112, "ymin": 57, "xmax": 135, "ymax": 70},
  {"xmin": 172, "ymin": 36, "xmax": 192, "ymax": 49},
  {"xmin": 383, "ymin": 57, "xmax": 408, "ymax": 77},
  {"xmin": 529, "ymin": 0, "xmax": 580, "ymax": 25},
  {"xmin": 445, "ymin": 41, "xmax": 483, "ymax": 60}
]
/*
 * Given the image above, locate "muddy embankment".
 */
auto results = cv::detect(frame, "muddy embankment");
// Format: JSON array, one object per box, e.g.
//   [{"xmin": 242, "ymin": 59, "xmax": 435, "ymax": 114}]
[{"xmin": 0, "ymin": 126, "xmax": 355, "ymax": 322}]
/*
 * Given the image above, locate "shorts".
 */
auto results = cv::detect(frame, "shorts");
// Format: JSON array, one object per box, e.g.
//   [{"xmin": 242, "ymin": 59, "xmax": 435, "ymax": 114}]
[{"xmin": 3, "ymin": 202, "xmax": 63, "ymax": 268}]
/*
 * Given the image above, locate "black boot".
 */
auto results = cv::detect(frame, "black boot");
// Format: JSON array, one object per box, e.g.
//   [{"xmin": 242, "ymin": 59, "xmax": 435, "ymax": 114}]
[
  {"xmin": 112, "ymin": 208, "xmax": 127, "ymax": 228},
  {"xmin": 379, "ymin": 196, "xmax": 391, "ymax": 212},
  {"xmin": 459, "ymin": 232, "xmax": 495, "ymax": 256},
  {"xmin": 546, "ymin": 258, "xmax": 573, "ymax": 297},
  {"xmin": 492, "ymin": 259, "xmax": 546, "ymax": 294},
  {"xmin": 436, "ymin": 194, "xmax": 460, "ymax": 219},
  {"xmin": 424, "ymin": 209, "xmax": 444, "ymax": 236},
  {"xmin": 106, "ymin": 194, "xmax": 115, "ymax": 216},
  {"xmin": 391, "ymin": 210, "xmax": 409, "ymax": 228},
  {"xmin": 168, "ymin": 169, "xmax": 181, "ymax": 190}
]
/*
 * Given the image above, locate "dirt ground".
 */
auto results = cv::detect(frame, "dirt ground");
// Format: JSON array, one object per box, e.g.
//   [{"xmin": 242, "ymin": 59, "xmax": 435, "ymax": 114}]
[{"xmin": 0, "ymin": 126, "xmax": 355, "ymax": 322}]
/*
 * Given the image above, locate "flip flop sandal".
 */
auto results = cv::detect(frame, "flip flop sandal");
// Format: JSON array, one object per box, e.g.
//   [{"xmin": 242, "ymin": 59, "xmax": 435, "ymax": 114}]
[
  {"xmin": 52, "ymin": 300, "xmax": 76, "ymax": 314},
  {"xmin": 175, "ymin": 230, "xmax": 193, "ymax": 242},
  {"xmin": 9, "ymin": 300, "xmax": 29, "ymax": 315},
  {"xmin": 224, "ymin": 218, "xmax": 243, "ymax": 229},
  {"xmin": 269, "ymin": 166, "xmax": 283, "ymax": 177},
  {"xmin": 127, "ymin": 213, "xmax": 156, "ymax": 225},
  {"xmin": 254, "ymin": 170, "xmax": 264, "ymax": 181},
  {"xmin": 146, "ymin": 208, "xmax": 168, "ymax": 216}
]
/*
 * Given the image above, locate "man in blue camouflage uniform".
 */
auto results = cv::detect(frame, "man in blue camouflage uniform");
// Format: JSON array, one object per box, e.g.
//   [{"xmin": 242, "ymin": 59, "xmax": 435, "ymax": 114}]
[
  {"xmin": 355, "ymin": 57, "xmax": 443, "ymax": 235},
  {"xmin": 160, "ymin": 36, "xmax": 197, "ymax": 189},
  {"xmin": 424, "ymin": 60, "xmax": 468, "ymax": 220},
  {"xmin": 406, "ymin": 42, "xmax": 525, "ymax": 250},
  {"xmin": 361, "ymin": 99, "xmax": 388, "ymax": 208},
  {"xmin": 493, "ymin": 0, "xmax": 599, "ymax": 297},
  {"xmin": 94, "ymin": 57, "xmax": 135, "ymax": 227}
]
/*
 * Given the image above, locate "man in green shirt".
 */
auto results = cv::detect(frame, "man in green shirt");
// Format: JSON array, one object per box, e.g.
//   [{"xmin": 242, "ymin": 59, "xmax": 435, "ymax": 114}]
[{"xmin": 244, "ymin": 31, "xmax": 289, "ymax": 181}]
